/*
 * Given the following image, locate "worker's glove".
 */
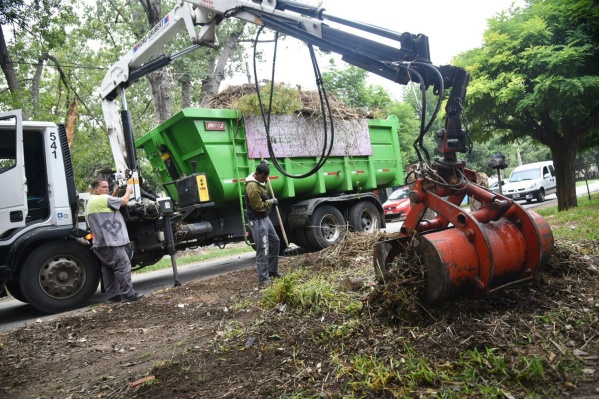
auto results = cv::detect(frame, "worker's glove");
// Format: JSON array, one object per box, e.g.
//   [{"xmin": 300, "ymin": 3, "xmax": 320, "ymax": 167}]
[{"xmin": 270, "ymin": 198, "xmax": 278, "ymax": 206}]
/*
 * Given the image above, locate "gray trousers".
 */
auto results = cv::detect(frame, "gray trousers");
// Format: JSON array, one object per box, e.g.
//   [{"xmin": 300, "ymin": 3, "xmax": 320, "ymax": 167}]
[
  {"xmin": 248, "ymin": 217, "xmax": 280, "ymax": 283},
  {"xmin": 93, "ymin": 245, "xmax": 135, "ymax": 298}
]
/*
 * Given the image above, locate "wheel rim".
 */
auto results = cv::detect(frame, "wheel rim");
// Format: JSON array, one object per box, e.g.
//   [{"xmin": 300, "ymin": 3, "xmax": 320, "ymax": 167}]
[
  {"xmin": 320, "ymin": 215, "xmax": 342, "ymax": 243},
  {"xmin": 39, "ymin": 256, "xmax": 86, "ymax": 298},
  {"xmin": 359, "ymin": 208, "xmax": 379, "ymax": 233}
]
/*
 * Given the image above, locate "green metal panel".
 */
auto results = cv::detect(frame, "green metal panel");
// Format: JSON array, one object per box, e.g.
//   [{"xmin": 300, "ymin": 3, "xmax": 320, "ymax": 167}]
[{"xmin": 136, "ymin": 108, "xmax": 403, "ymax": 208}]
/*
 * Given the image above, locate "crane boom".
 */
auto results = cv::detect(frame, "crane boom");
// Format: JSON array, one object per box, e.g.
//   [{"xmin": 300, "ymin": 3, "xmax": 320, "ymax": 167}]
[{"xmin": 101, "ymin": 0, "xmax": 467, "ymax": 200}]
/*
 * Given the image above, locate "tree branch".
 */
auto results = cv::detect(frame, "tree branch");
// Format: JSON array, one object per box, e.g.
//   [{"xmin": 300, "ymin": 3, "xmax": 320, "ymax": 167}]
[
  {"xmin": 31, "ymin": 52, "xmax": 49, "ymax": 115},
  {"xmin": 45, "ymin": 54, "xmax": 103, "ymax": 128}
]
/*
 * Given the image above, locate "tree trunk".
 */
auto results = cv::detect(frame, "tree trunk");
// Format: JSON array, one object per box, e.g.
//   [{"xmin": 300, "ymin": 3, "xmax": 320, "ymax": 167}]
[
  {"xmin": 0, "ymin": 25, "xmax": 30, "ymax": 120},
  {"xmin": 146, "ymin": 69, "xmax": 173, "ymax": 123},
  {"xmin": 137, "ymin": 0, "xmax": 173, "ymax": 124},
  {"xmin": 180, "ymin": 73, "xmax": 191, "ymax": 109},
  {"xmin": 32, "ymin": 52, "xmax": 50, "ymax": 116},
  {"xmin": 0, "ymin": 25, "xmax": 20, "ymax": 93},
  {"xmin": 551, "ymin": 140, "xmax": 578, "ymax": 211},
  {"xmin": 199, "ymin": 30, "xmax": 242, "ymax": 105}
]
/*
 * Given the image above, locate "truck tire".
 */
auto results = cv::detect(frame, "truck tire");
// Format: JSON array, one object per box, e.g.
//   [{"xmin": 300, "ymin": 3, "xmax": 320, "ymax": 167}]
[
  {"xmin": 537, "ymin": 189, "xmax": 545, "ymax": 203},
  {"xmin": 348, "ymin": 201, "xmax": 380, "ymax": 233},
  {"xmin": 306, "ymin": 205, "xmax": 346, "ymax": 250},
  {"xmin": 19, "ymin": 241, "xmax": 101, "ymax": 314},
  {"xmin": 5, "ymin": 280, "xmax": 27, "ymax": 303},
  {"xmin": 294, "ymin": 227, "xmax": 315, "ymax": 252}
]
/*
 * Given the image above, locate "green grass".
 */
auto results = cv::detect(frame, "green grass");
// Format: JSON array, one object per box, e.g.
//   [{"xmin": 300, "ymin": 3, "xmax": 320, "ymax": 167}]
[
  {"xmin": 260, "ymin": 270, "xmax": 357, "ymax": 313},
  {"xmin": 132, "ymin": 244, "xmax": 253, "ymax": 274},
  {"xmin": 333, "ymin": 343, "xmax": 554, "ymax": 398},
  {"xmin": 575, "ymin": 178, "xmax": 599, "ymax": 187},
  {"xmin": 536, "ymin": 192, "xmax": 599, "ymax": 241}
]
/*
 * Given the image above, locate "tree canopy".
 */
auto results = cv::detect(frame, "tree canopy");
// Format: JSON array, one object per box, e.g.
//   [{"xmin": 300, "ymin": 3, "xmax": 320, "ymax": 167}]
[
  {"xmin": 0, "ymin": 0, "xmax": 253, "ymax": 191},
  {"xmin": 455, "ymin": 0, "xmax": 599, "ymax": 210}
]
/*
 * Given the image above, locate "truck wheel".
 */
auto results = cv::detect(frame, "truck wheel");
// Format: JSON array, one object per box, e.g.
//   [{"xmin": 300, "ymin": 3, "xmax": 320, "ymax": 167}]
[
  {"xmin": 294, "ymin": 227, "xmax": 314, "ymax": 252},
  {"xmin": 5, "ymin": 280, "xmax": 28, "ymax": 303},
  {"xmin": 19, "ymin": 241, "xmax": 101, "ymax": 314},
  {"xmin": 306, "ymin": 205, "xmax": 346, "ymax": 250},
  {"xmin": 348, "ymin": 201, "xmax": 380, "ymax": 233},
  {"xmin": 537, "ymin": 189, "xmax": 545, "ymax": 203}
]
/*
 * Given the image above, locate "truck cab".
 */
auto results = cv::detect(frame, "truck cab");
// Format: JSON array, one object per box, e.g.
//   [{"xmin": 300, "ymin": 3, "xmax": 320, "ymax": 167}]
[
  {"xmin": 0, "ymin": 111, "xmax": 75, "ymax": 233},
  {"xmin": 0, "ymin": 110, "xmax": 100, "ymax": 313}
]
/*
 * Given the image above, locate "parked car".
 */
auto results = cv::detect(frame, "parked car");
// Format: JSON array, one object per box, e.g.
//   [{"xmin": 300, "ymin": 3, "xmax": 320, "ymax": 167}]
[
  {"xmin": 383, "ymin": 186, "xmax": 411, "ymax": 221},
  {"xmin": 502, "ymin": 161, "xmax": 557, "ymax": 203},
  {"xmin": 489, "ymin": 179, "xmax": 508, "ymax": 194}
]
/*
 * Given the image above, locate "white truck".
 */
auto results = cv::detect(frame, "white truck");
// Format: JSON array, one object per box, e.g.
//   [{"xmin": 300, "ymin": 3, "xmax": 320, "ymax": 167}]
[
  {"xmin": 502, "ymin": 161, "xmax": 557, "ymax": 203},
  {"xmin": 0, "ymin": 0, "xmax": 478, "ymax": 313},
  {"xmin": 0, "ymin": 112, "xmax": 101, "ymax": 312}
]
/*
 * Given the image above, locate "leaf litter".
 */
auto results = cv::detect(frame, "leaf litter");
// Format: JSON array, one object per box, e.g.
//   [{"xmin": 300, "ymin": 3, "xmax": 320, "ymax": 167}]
[{"xmin": 0, "ymin": 233, "xmax": 597, "ymax": 398}]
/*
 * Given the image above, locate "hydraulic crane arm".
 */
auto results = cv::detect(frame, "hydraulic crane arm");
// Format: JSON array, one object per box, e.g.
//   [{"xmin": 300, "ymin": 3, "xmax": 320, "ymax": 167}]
[{"xmin": 101, "ymin": 0, "xmax": 468, "ymax": 190}]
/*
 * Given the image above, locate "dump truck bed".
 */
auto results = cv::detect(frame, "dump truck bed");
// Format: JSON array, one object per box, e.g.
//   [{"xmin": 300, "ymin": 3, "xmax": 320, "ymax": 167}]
[{"xmin": 136, "ymin": 108, "xmax": 403, "ymax": 206}]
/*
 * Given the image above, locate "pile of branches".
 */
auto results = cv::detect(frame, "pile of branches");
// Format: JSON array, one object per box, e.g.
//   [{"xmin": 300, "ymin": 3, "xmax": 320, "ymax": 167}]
[
  {"xmin": 286, "ymin": 231, "xmax": 396, "ymax": 271},
  {"xmin": 282, "ymin": 231, "xmax": 429, "ymax": 324},
  {"xmin": 205, "ymin": 84, "xmax": 257, "ymax": 109},
  {"xmin": 363, "ymin": 245, "xmax": 429, "ymax": 325},
  {"xmin": 206, "ymin": 84, "xmax": 372, "ymax": 120}
]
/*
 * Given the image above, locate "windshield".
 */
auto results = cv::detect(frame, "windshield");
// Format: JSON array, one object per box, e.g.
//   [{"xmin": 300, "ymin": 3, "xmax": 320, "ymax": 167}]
[
  {"xmin": 389, "ymin": 188, "xmax": 409, "ymax": 200},
  {"xmin": 510, "ymin": 169, "xmax": 540, "ymax": 182}
]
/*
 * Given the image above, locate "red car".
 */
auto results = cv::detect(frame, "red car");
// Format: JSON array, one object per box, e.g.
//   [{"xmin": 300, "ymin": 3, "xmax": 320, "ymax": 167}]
[{"xmin": 383, "ymin": 186, "xmax": 411, "ymax": 221}]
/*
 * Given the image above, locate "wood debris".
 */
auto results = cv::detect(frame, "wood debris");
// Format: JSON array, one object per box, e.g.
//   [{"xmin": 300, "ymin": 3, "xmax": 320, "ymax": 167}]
[{"xmin": 206, "ymin": 84, "xmax": 373, "ymax": 120}]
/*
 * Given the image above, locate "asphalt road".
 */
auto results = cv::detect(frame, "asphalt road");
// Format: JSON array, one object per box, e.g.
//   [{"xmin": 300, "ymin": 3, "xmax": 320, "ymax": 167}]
[
  {"xmin": 0, "ymin": 252, "xmax": 256, "ymax": 333},
  {"xmin": 1, "ymin": 181, "xmax": 597, "ymax": 333}
]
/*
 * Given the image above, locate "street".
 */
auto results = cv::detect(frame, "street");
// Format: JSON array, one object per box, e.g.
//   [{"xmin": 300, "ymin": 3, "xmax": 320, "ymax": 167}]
[{"xmin": 0, "ymin": 252, "xmax": 256, "ymax": 333}]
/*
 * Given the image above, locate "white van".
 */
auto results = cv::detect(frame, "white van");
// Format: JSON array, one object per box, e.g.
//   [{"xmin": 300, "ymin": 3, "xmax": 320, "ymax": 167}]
[{"xmin": 502, "ymin": 161, "xmax": 556, "ymax": 203}]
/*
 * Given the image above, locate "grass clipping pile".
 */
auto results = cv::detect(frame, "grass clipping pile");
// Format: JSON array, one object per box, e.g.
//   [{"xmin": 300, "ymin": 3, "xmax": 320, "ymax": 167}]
[
  {"xmin": 207, "ymin": 83, "xmax": 375, "ymax": 119},
  {"xmin": 0, "ymin": 234, "xmax": 598, "ymax": 399}
]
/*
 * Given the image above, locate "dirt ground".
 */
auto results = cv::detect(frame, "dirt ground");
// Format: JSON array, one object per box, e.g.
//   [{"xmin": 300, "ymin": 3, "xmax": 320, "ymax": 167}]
[{"xmin": 0, "ymin": 234, "xmax": 597, "ymax": 399}]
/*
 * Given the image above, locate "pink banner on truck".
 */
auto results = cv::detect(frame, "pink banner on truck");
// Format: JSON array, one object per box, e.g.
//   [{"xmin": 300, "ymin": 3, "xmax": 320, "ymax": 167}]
[{"xmin": 244, "ymin": 115, "xmax": 372, "ymax": 159}]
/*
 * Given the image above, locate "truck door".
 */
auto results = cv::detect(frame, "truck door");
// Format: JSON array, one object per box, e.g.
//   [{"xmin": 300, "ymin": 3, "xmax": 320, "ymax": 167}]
[
  {"xmin": 0, "ymin": 110, "xmax": 28, "ymax": 236},
  {"xmin": 542, "ymin": 164, "xmax": 556, "ymax": 195}
]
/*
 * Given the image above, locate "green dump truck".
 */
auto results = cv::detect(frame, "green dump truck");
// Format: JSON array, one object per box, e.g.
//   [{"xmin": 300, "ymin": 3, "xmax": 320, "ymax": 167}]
[{"xmin": 136, "ymin": 108, "xmax": 403, "ymax": 252}]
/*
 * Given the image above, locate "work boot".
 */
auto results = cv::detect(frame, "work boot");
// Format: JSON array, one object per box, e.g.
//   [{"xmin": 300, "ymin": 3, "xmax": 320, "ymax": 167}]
[
  {"xmin": 258, "ymin": 278, "xmax": 272, "ymax": 289},
  {"xmin": 122, "ymin": 293, "xmax": 144, "ymax": 302},
  {"xmin": 107, "ymin": 295, "xmax": 121, "ymax": 304},
  {"xmin": 269, "ymin": 272, "xmax": 284, "ymax": 279}
]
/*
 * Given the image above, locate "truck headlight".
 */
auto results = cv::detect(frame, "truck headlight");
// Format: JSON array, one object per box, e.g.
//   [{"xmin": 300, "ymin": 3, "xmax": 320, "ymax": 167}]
[{"xmin": 527, "ymin": 182, "xmax": 537, "ymax": 189}]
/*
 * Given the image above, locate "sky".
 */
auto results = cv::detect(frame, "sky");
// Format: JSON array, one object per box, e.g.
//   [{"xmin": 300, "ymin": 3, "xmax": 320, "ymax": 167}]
[{"xmin": 225, "ymin": 0, "xmax": 521, "ymax": 99}]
